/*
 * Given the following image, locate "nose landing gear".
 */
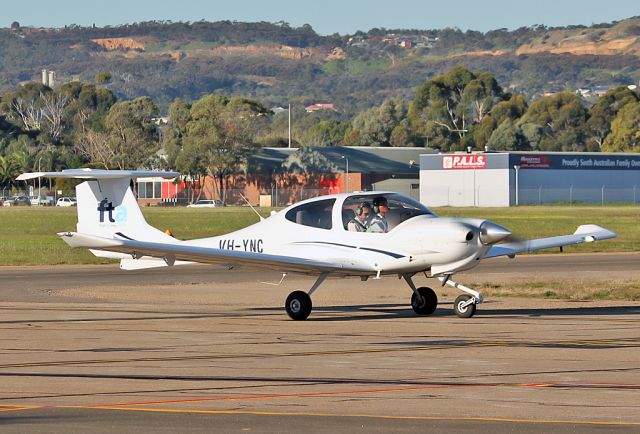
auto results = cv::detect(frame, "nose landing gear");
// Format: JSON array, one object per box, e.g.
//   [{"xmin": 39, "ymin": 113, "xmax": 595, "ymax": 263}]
[{"xmin": 438, "ymin": 276, "xmax": 483, "ymax": 318}]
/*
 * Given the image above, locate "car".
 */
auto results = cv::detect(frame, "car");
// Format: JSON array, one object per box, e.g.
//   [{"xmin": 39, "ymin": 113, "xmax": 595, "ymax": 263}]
[
  {"xmin": 187, "ymin": 199, "xmax": 223, "ymax": 208},
  {"xmin": 4, "ymin": 195, "xmax": 31, "ymax": 206},
  {"xmin": 30, "ymin": 195, "xmax": 54, "ymax": 206},
  {"xmin": 56, "ymin": 197, "xmax": 77, "ymax": 207}
]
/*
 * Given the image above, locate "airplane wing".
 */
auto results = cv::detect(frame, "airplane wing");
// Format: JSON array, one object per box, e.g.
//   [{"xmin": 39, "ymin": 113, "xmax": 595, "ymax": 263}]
[
  {"xmin": 58, "ymin": 232, "xmax": 372, "ymax": 275},
  {"xmin": 483, "ymin": 224, "xmax": 617, "ymax": 259}
]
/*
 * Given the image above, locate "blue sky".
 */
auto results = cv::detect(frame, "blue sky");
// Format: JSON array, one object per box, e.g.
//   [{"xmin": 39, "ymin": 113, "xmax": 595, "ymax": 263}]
[{"xmin": 7, "ymin": 1, "xmax": 639, "ymax": 35}]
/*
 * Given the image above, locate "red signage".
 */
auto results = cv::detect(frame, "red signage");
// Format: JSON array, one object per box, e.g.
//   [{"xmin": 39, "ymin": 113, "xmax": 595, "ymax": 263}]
[
  {"xmin": 518, "ymin": 155, "xmax": 552, "ymax": 169},
  {"xmin": 442, "ymin": 155, "xmax": 486, "ymax": 170}
]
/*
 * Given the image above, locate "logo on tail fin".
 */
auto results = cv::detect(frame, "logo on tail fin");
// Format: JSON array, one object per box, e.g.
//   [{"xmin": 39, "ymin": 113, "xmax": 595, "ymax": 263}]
[{"xmin": 98, "ymin": 198, "xmax": 116, "ymax": 223}]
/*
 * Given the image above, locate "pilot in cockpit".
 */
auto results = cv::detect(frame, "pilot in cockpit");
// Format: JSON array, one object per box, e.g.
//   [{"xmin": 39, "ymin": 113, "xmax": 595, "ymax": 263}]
[{"xmin": 367, "ymin": 196, "xmax": 389, "ymax": 233}]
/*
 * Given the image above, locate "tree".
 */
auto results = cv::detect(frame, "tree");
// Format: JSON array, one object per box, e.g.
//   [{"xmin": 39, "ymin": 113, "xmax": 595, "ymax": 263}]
[
  {"xmin": 0, "ymin": 155, "xmax": 20, "ymax": 190},
  {"xmin": 346, "ymin": 97, "xmax": 405, "ymax": 147},
  {"xmin": 298, "ymin": 120, "xmax": 348, "ymax": 147},
  {"xmin": 182, "ymin": 94, "xmax": 271, "ymax": 203},
  {"xmin": 281, "ymin": 147, "xmax": 338, "ymax": 174},
  {"xmin": 40, "ymin": 91, "xmax": 69, "ymax": 141},
  {"xmin": 517, "ymin": 92, "xmax": 587, "ymax": 151},
  {"xmin": 464, "ymin": 95, "xmax": 528, "ymax": 150},
  {"xmin": 95, "ymin": 71, "xmax": 112, "ymax": 84},
  {"xmin": 103, "ymin": 96, "xmax": 159, "ymax": 169},
  {"xmin": 584, "ymin": 86, "xmax": 639, "ymax": 150},
  {"xmin": 408, "ymin": 67, "xmax": 507, "ymax": 151},
  {"xmin": 163, "ymin": 98, "xmax": 192, "ymax": 168},
  {"xmin": 486, "ymin": 119, "xmax": 528, "ymax": 151},
  {"xmin": 602, "ymin": 101, "xmax": 640, "ymax": 152}
]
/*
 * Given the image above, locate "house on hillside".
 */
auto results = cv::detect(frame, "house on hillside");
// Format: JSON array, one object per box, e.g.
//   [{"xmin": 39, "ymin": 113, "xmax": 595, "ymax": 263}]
[{"xmin": 304, "ymin": 103, "xmax": 337, "ymax": 113}]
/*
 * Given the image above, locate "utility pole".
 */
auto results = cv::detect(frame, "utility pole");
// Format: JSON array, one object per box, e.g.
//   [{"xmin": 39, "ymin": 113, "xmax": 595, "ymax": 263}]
[{"xmin": 288, "ymin": 103, "xmax": 292, "ymax": 148}]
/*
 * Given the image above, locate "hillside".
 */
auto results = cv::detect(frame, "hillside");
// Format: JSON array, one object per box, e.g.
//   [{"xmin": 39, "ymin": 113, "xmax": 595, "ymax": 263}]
[{"xmin": 1, "ymin": 18, "xmax": 639, "ymax": 114}]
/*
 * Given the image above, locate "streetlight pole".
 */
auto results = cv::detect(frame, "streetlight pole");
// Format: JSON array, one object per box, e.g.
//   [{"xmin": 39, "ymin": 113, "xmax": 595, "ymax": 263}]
[
  {"xmin": 513, "ymin": 165, "xmax": 520, "ymax": 206},
  {"xmin": 341, "ymin": 155, "xmax": 349, "ymax": 193},
  {"xmin": 37, "ymin": 156, "xmax": 42, "ymax": 206},
  {"xmin": 288, "ymin": 103, "xmax": 292, "ymax": 148}
]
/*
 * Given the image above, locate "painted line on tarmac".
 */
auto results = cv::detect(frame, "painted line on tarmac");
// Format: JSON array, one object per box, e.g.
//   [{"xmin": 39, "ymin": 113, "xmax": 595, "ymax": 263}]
[
  {"xmin": 75, "ymin": 383, "xmax": 482, "ymax": 407},
  {"xmin": 61, "ymin": 380, "xmax": 640, "ymax": 408},
  {"xmin": 0, "ymin": 405, "xmax": 43, "ymax": 412},
  {"xmin": 57, "ymin": 406, "xmax": 640, "ymax": 427}
]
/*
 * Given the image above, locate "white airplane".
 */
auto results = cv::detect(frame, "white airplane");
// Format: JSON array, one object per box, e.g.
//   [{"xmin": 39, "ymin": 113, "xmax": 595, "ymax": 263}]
[{"xmin": 18, "ymin": 169, "xmax": 617, "ymax": 319}]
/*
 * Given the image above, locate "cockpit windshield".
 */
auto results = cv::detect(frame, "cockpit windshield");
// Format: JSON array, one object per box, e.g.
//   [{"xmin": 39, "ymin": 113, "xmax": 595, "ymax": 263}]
[{"xmin": 342, "ymin": 193, "xmax": 436, "ymax": 233}]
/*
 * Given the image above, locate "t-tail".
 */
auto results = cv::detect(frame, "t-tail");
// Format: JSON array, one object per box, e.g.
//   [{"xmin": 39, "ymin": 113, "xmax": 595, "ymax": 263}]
[{"xmin": 17, "ymin": 169, "xmax": 180, "ymax": 266}]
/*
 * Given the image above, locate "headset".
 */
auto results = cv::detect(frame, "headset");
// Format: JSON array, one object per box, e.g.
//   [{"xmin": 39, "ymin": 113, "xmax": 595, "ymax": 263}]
[
  {"xmin": 356, "ymin": 202, "xmax": 371, "ymax": 216},
  {"xmin": 372, "ymin": 197, "xmax": 387, "ymax": 214}
]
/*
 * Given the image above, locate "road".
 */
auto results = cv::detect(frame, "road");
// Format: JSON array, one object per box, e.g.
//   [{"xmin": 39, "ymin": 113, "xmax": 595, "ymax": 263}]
[{"xmin": 1, "ymin": 253, "xmax": 639, "ymax": 432}]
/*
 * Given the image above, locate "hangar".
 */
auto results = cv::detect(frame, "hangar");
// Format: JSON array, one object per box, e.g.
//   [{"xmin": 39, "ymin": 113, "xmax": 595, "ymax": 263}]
[{"xmin": 420, "ymin": 152, "xmax": 640, "ymax": 207}]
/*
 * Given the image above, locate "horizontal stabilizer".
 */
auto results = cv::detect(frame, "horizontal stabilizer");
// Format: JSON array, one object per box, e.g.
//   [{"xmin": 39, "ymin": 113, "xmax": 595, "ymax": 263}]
[
  {"xmin": 120, "ymin": 258, "xmax": 193, "ymax": 270},
  {"xmin": 17, "ymin": 168, "xmax": 179, "ymax": 181},
  {"xmin": 483, "ymin": 224, "xmax": 617, "ymax": 259}
]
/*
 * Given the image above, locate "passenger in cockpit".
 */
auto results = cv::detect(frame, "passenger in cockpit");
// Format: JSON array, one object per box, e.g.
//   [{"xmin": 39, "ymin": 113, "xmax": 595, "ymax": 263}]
[{"xmin": 347, "ymin": 202, "xmax": 371, "ymax": 232}]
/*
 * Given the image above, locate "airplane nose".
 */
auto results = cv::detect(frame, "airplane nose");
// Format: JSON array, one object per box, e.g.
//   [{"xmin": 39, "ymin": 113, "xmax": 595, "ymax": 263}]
[{"xmin": 479, "ymin": 221, "xmax": 511, "ymax": 245}]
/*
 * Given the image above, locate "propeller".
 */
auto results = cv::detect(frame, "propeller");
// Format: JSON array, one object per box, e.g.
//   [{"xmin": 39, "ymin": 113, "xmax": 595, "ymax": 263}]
[{"xmin": 478, "ymin": 221, "xmax": 512, "ymax": 245}]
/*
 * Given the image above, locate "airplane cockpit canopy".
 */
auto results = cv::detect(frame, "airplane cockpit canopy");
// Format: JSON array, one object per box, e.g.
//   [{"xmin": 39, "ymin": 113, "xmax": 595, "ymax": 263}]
[
  {"xmin": 341, "ymin": 193, "xmax": 436, "ymax": 232},
  {"xmin": 284, "ymin": 193, "xmax": 436, "ymax": 233}
]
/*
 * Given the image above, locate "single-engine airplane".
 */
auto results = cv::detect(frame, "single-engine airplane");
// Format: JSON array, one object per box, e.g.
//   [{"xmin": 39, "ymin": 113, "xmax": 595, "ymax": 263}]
[{"xmin": 18, "ymin": 169, "xmax": 617, "ymax": 319}]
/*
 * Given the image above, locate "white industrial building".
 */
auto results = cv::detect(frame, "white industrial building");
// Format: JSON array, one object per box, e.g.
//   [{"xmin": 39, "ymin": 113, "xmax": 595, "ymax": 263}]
[{"xmin": 420, "ymin": 152, "xmax": 640, "ymax": 207}]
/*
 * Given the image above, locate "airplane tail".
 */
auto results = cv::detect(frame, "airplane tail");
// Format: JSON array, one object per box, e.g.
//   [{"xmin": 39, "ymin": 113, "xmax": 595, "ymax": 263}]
[{"xmin": 17, "ymin": 169, "xmax": 180, "ymax": 261}]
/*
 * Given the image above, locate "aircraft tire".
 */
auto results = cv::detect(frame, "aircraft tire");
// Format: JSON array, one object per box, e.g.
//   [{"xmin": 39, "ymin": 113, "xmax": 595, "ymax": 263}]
[
  {"xmin": 411, "ymin": 287, "xmax": 438, "ymax": 315},
  {"xmin": 285, "ymin": 290, "xmax": 312, "ymax": 320},
  {"xmin": 454, "ymin": 294, "xmax": 476, "ymax": 318}
]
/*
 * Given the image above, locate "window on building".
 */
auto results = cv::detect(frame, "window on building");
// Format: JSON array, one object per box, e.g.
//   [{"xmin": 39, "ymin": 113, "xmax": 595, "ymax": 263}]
[{"xmin": 137, "ymin": 181, "xmax": 162, "ymax": 199}]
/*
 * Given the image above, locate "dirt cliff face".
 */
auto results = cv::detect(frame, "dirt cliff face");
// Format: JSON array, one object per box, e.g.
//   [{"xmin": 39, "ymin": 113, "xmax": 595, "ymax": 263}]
[
  {"xmin": 208, "ymin": 44, "xmax": 321, "ymax": 59},
  {"xmin": 92, "ymin": 38, "xmax": 146, "ymax": 51},
  {"xmin": 516, "ymin": 36, "xmax": 639, "ymax": 56}
]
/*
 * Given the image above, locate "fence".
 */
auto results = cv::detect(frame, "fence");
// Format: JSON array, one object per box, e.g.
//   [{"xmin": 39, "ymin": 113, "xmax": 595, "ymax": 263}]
[{"xmin": 423, "ymin": 185, "xmax": 640, "ymax": 207}]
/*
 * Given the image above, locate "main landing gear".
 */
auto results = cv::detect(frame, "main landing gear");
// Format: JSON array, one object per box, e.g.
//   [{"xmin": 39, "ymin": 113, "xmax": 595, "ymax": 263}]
[
  {"xmin": 403, "ymin": 275, "xmax": 438, "ymax": 315},
  {"xmin": 403, "ymin": 274, "xmax": 483, "ymax": 318},
  {"xmin": 284, "ymin": 273, "xmax": 328, "ymax": 320}
]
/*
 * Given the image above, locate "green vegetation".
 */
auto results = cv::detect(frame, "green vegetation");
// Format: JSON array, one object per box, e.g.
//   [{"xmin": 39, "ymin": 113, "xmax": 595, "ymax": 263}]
[
  {"xmin": 468, "ymin": 279, "xmax": 640, "ymax": 301},
  {"xmin": 0, "ymin": 207, "xmax": 273, "ymax": 265},
  {"xmin": 0, "ymin": 205, "xmax": 637, "ymax": 266}
]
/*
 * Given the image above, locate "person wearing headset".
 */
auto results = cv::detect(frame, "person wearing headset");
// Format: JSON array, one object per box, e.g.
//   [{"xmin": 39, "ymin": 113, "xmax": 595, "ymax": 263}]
[
  {"xmin": 347, "ymin": 202, "xmax": 371, "ymax": 232},
  {"xmin": 367, "ymin": 196, "xmax": 389, "ymax": 233}
]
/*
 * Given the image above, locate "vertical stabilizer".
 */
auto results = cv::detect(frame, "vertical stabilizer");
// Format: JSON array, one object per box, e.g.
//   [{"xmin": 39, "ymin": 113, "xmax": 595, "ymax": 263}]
[
  {"xmin": 75, "ymin": 178, "xmax": 174, "ymax": 243},
  {"xmin": 17, "ymin": 169, "xmax": 179, "ymax": 246}
]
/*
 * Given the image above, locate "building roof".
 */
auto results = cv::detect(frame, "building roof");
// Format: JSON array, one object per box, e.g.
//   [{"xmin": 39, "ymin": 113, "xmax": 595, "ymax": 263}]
[{"xmin": 249, "ymin": 146, "xmax": 435, "ymax": 175}]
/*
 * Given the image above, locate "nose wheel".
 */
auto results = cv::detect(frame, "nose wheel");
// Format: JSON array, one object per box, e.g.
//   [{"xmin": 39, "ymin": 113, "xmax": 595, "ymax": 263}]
[
  {"xmin": 453, "ymin": 295, "xmax": 476, "ymax": 318},
  {"xmin": 438, "ymin": 276, "xmax": 482, "ymax": 318}
]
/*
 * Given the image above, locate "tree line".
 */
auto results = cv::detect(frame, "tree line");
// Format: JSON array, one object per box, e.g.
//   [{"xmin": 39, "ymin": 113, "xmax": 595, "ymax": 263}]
[{"xmin": 1, "ymin": 66, "xmax": 639, "ymax": 195}]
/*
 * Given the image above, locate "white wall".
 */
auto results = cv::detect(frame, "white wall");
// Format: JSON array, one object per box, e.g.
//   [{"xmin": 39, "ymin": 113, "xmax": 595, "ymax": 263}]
[{"xmin": 420, "ymin": 169, "xmax": 510, "ymax": 207}]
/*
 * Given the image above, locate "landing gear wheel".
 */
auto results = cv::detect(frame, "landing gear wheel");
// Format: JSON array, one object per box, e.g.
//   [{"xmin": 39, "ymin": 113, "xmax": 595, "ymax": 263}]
[
  {"xmin": 285, "ymin": 291, "xmax": 312, "ymax": 320},
  {"xmin": 454, "ymin": 294, "xmax": 476, "ymax": 318},
  {"xmin": 411, "ymin": 287, "xmax": 438, "ymax": 315}
]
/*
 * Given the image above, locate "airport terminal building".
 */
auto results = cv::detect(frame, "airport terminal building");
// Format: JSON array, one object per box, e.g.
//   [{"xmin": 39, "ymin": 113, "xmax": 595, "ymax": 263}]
[{"xmin": 420, "ymin": 152, "xmax": 640, "ymax": 207}]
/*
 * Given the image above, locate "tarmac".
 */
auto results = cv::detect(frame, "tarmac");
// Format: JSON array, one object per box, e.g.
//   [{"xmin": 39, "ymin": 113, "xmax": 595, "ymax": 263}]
[{"xmin": 1, "ymin": 253, "xmax": 639, "ymax": 432}]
